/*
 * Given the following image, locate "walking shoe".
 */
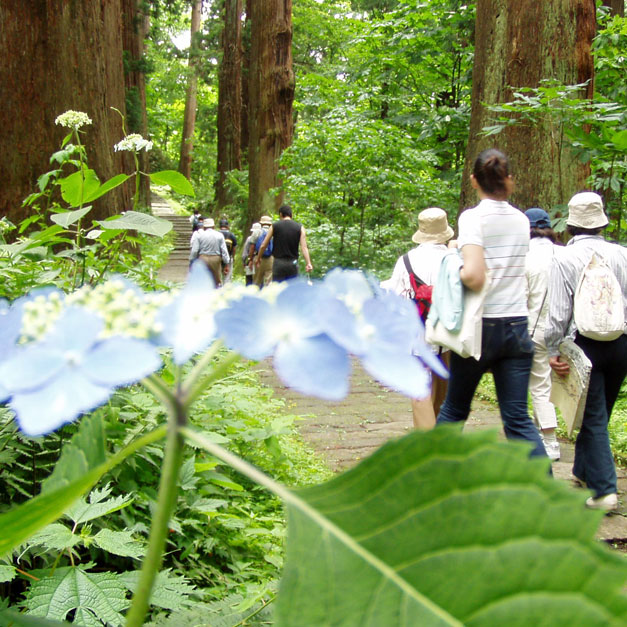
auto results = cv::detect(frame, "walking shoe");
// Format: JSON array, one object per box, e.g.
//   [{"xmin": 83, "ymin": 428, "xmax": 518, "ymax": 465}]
[
  {"xmin": 585, "ymin": 493, "xmax": 619, "ymax": 513},
  {"xmin": 543, "ymin": 438, "xmax": 561, "ymax": 462}
]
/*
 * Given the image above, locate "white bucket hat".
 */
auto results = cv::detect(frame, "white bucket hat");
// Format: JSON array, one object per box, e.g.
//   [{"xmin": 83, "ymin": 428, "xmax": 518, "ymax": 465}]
[
  {"xmin": 567, "ymin": 192, "xmax": 608, "ymax": 229},
  {"xmin": 412, "ymin": 207, "xmax": 454, "ymax": 244},
  {"xmin": 203, "ymin": 217, "xmax": 215, "ymax": 228}
]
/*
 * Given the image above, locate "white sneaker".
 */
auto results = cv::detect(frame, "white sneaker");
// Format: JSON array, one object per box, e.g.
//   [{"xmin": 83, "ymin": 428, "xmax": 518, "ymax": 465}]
[
  {"xmin": 541, "ymin": 437, "xmax": 561, "ymax": 462},
  {"xmin": 586, "ymin": 493, "xmax": 619, "ymax": 513}
]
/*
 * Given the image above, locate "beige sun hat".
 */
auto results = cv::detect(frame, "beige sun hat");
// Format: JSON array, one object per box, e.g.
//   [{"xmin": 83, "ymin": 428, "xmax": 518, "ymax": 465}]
[
  {"xmin": 412, "ymin": 207, "xmax": 454, "ymax": 244},
  {"xmin": 203, "ymin": 217, "xmax": 215, "ymax": 228},
  {"xmin": 566, "ymin": 192, "xmax": 608, "ymax": 229},
  {"xmin": 250, "ymin": 222, "xmax": 261, "ymax": 232},
  {"xmin": 260, "ymin": 215, "xmax": 273, "ymax": 226}
]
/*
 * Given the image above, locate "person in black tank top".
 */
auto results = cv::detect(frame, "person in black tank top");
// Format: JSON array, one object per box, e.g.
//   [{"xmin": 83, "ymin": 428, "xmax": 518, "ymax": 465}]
[{"xmin": 256, "ymin": 205, "xmax": 313, "ymax": 282}]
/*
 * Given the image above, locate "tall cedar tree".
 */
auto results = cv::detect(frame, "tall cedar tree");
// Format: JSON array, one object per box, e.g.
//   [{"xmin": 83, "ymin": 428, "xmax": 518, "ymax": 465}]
[
  {"xmin": 215, "ymin": 0, "xmax": 243, "ymax": 212},
  {"xmin": 460, "ymin": 0, "xmax": 596, "ymax": 213},
  {"xmin": 179, "ymin": 0, "xmax": 202, "ymax": 180},
  {"xmin": 0, "ymin": 0, "xmax": 133, "ymax": 224},
  {"xmin": 247, "ymin": 0, "xmax": 295, "ymax": 226}
]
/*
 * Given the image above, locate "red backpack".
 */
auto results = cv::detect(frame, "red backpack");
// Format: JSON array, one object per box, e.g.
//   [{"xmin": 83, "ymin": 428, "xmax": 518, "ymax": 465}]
[{"xmin": 402, "ymin": 254, "xmax": 433, "ymax": 323}]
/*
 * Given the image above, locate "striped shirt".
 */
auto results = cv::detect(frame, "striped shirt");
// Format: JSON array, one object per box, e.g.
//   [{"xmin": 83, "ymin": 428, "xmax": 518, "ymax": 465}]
[
  {"xmin": 458, "ymin": 199, "xmax": 529, "ymax": 317},
  {"xmin": 545, "ymin": 235, "xmax": 627, "ymax": 356}
]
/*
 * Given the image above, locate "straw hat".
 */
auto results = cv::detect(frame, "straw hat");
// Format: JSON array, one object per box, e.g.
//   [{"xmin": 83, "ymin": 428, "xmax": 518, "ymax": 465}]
[
  {"xmin": 566, "ymin": 192, "xmax": 608, "ymax": 229},
  {"xmin": 412, "ymin": 207, "xmax": 454, "ymax": 244},
  {"xmin": 203, "ymin": 217, "xmax": 215, "ymax": 228},
  {"xmin": 260, "ymin": 215, "xmax": 273, "ymax": 226}
]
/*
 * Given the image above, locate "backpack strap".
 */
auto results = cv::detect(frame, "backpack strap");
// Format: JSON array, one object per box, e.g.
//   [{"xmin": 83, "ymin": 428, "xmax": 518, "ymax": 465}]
[{"xmin": 402, "ymin": 254, "xmax": 426, "ymax": 287}]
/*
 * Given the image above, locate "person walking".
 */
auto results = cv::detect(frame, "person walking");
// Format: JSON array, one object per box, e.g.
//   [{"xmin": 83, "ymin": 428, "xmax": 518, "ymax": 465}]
[
  {"xmin": 382, "ymin": 207, "xmax": 453, "ymax": 430},
  {"xmin": 189, "ymin": 218, "xmax": 230, "ymax": 287},
  {"xmin": 436, "ymin": 149, "xmax": 547, "ymax": 460},
  {"xmin": 252, "ymin": 215, "xmax": 274, "ymax": 288},
  {"xmin": 256, "ymin": 205, "xmax": 313, "ymax": 282},
  {"xmin": 219, "ymin": 218, "xmax": 237, "ymax": 283},
  {"xmin": 524, "ymin": 208, "xmax": 561, "ymax": 461},
  {"xmin": 242, "ymin": 222, "xmax": 261, "ymax": 286},
  {"xmin": 545, "ymin": 191, "xmax": 627, "ymax": 512}
]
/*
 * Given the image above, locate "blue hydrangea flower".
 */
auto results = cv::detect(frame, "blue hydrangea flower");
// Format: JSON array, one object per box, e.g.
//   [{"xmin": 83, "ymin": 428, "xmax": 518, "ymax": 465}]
[
  {"xmin": 0, "ymin": 307, "xmax": 162, "ymax": 436},
  {"xmin": 0, "ymin": 300, "xmax": 23, "ymax": 402},
  {"xmin": 216, "ymin": 280, "xmax": 350, "ymax": 400},
  {"xmin": 156, "ymin": 261, "xmax": 219, "ymax": 364}
]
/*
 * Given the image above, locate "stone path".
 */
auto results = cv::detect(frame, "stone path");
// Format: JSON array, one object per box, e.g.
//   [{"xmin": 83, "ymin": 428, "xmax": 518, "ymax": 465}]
[{"xmin": 151, "ymin": 194, "xmax": 627, "ymax": 544}]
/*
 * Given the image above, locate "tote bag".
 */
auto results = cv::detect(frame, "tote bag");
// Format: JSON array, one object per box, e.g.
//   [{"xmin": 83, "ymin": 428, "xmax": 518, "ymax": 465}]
[{"xmin": 425, "ymin": 272, "xmax": 492, "ymax": 361}]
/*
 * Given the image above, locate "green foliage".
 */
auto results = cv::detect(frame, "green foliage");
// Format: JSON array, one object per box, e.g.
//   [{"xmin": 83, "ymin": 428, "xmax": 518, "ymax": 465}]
[{"xmin": 275, "ymin": 428, "xmax": 627, "ymax": 625}]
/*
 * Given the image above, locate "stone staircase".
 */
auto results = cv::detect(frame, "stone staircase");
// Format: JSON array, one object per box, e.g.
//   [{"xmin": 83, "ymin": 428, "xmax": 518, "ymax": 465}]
[{"xmin": 151, "ymin": 193, "xmax": 191, "ymax": 284}]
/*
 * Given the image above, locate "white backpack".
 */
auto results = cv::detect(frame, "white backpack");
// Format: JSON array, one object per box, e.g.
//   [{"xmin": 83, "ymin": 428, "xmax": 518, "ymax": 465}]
[{"xmin": 573, "ymin": 253, "xmax": 625, "ymax": 341}]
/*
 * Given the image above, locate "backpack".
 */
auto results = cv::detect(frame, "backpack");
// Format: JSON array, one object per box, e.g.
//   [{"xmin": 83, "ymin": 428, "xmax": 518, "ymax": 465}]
[
  {"xmin": 573, "ymin": 252, "xmax": 625, "ymax": 341},
  {"xmin": 402, "ymin": 253, "xmax": 433, "ymax": 323},
  {"xmin": 255, "ymin": 230, "xmax": 273, "ymax": 257}
]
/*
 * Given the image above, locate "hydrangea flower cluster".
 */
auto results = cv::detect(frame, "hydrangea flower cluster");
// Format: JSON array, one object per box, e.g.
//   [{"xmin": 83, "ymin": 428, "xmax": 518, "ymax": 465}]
[
  {"xmin": 0, "ymin": 263, "xmax": 436, "ymax": 436},
  {"xmin": 114, "ymin": 133, "xmax": 154, "ymax": 153},
  {"xmin": 54, "ymin": 110, "xmax": 93, "ymax": 130}
]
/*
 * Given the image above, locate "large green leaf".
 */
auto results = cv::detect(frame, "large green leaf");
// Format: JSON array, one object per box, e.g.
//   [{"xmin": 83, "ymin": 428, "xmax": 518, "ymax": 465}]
[
  {"xmin": 182, "ymin": 426, "xmax": 627, "ymax": 625},
  {"xmin": 96, "ymin": 211, "xmax": 173, "ymax": 237},
  {"xmin": 50, "ymin": 206, "xmax": 92, "ymax": 229},
  {"xmin": 120, "ymin": 569, "xmax": 196, "ymax": 611},
  {"xmin": 275, "ymin": 428, "xmax": 627, "ymax": 625},
  {"xmin": 0, "ymin": 425, "xmax": 166, "ymax": 557},
  {"xmin": 0, "ymin": 609, "xmax": 70, "ymax": 626},
  {"xmin": 58, "ymin": 169, "xmax": 101, "ymax": 208},
  {"xmin": 24, "ymin": 567, "xmax": 128, "ymax": 626},
  {"xmin": 65, "ymin": 485, "xmax": 132, "ymax": 525},
  {"xmin": 149, "ymin": 170, "xmax": 195, "ymax": 196},
  {"xmin": 92, "ymin": 529, "xmax": 145, "ymax": 559},
  {"xmin": 611, "ymin": 129, "xmax": 627, "ymax": 151},
  {"xmin": 83, "ymin": 173, "xmax": 131, "ymax": 203}
]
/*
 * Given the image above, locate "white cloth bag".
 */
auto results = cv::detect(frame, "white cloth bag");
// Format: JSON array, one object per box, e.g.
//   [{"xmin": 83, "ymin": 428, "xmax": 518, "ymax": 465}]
[{"xmin": 425, "ymin": 273, "xmax": 492, "ymax": 361}]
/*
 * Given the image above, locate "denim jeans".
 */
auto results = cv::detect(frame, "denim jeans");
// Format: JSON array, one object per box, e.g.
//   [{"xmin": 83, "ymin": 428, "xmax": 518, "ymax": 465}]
[
  {"xmin": 573, "ymin": 333, "xmax": 627, "ymax": 498},
  {"xmin": 437, "ymin": 317, "xmax": 547, "ymax": 458}
]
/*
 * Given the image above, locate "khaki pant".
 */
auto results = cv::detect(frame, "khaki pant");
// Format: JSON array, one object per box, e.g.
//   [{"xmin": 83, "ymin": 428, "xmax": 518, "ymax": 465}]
[
  {"xmin": 254, "ymin": 255, "xmax": 273, "ymax": 287},
  {"xmin": 411, "ymin": 351, "xmax": 450, "ymax": 430},
  {"xmin": 199, "ymin": 254, "xmax": 222, "ymax": 287}
]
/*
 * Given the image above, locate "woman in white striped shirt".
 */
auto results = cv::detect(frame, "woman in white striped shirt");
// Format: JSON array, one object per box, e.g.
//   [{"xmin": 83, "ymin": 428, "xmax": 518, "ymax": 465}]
[{"xmin": 436, "ymin": 149, "xmax": 547, "ymax": 459}]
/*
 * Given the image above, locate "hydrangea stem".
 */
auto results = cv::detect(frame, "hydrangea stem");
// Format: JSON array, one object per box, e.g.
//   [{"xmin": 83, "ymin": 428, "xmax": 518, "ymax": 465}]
[{"xmin": 125, "ymin": 391, "xmax": 186, "ymax": 627}]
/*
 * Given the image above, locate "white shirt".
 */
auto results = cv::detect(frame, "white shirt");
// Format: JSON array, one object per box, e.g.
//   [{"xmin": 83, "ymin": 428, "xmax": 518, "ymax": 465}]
[
  {"xmin": 458, "ymin": 198, "xmax": 529, "ymax": 318},
  {"xmin": 382, "ymin": 242, "xmax": 449, "ymax": 298},
  {"xmin": 525, "ymin": 237, "xmax": 556, "ymax": 340}
]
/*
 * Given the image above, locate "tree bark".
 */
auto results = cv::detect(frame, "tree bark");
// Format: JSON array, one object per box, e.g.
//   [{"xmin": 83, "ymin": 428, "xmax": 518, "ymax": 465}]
[
  {"xmin": 178, "ymin": 0, "xmax": 202, "ymax": 180},
  {"xmin": 215, "ymin": 0, "xmax": 243, "ymax": 212},
  {"xmin": 0, "ymin": 0, "xmax": 131, "ymax": 224},
  {"xmin": 240, "ymin": 0, "xmax": 252, "ymax": 165},
  {"xmin": 602, "ymin": 0, "xmax": 624, "ymax": 16},
  {"xmin": 460, "ymin": 0, "xmax": 596, "ymax": 214},
  {"xmin": 247, "ymin": 0, "xmax": 295, "ymax": 226},
  {"xmin": 122, "ymin": 0, "xmax": 150, "ymax": 207}
]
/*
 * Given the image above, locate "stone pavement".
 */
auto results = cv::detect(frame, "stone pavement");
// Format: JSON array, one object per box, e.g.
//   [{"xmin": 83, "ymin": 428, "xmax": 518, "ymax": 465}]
[{"xmin": 150, "ymin": 193, "xmax": 627, "ymax": 545}]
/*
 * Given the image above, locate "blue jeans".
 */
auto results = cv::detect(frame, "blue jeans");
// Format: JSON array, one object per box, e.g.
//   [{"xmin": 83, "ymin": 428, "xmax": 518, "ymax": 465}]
[
  {"xmin": 573, "ymin": 333, "xmax": 627, "ymax": 498},
  {"xmin": 437, "ymin": 317, "xmax": 547, "ymax": 458}
]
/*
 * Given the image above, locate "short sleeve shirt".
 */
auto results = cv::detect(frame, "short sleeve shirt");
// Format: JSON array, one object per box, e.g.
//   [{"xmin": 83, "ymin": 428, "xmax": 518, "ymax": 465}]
[{"xmin": 458, "ymin": 198, "xmax": 529, "ymax": 318}]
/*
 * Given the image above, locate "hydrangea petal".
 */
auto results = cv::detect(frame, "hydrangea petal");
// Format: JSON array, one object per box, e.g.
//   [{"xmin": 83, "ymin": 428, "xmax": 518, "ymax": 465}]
[
  {"xmin": 322, "ymin": 268, "xmax": 375, "ymax": 308},
  {"xmin": 83, "ymin": 337, "xmax": 161, "ymax": 386},
  {"xmin": 215, "ymin": 296, "xmax": 276, "ymax": 360},
  {"xmin": 10, "ymin": 369, "xmax": 111, "ymax": 436},
  {"xmin": 274, "ymin": 334, "xmax": 350, "ymax": 401},
  {"xmin": 50, "ymin": 307, "xmax": 103, "ymax": 353},
  {"xmin": 0, "ymin": 345, "xmax": 66, "ymax": 392},
  {"xmin": 361, "ymin": 348, "xmax": 430, "ymax": 399},
  {"xmin": 363, "ymin": 294, "xmax": 420, "ymax": 349},
  {"xmin": 317, "ymin": 298, "xmax": 364, "ymax": 355},
  {"xmin": 0, "ymin": 302, "xmax": 23, "ymax": 361},
  {"xmin": 275, "ymin": 282, "xmax": 327, "ymax": 337}
]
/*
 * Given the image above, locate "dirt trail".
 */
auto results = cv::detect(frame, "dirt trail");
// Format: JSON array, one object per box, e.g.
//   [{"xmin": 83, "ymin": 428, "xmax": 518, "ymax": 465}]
[{"xmin": 153, "ymin": 194, "xmax": 627, "ymax": 544}]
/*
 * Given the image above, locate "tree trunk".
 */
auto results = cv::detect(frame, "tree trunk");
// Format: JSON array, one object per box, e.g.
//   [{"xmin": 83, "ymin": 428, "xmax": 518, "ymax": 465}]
[
  {"xmin": 178, "ymin": 0, "xmax": 202, "ymax": 180},
  {"xmin": 215, "ymin": 0, "xmax": 243, "ymax": 212},
  {"xmin": 122, "ymin": 0, "xmax": 150, "ymax": 207},
  {"xmin": 602, "ymin": 0, "xmax": 624, "ymax": 16},
  {"xmin": 0, "ymin": 0, "xmax": 131, "ymax": 224},
  {"xmin": 240, "ymin": 0, "xmax": 252, "ymax": 165},
  {"xmin": 247, "ymin": 0, "xmax": 295, "ymax": 226},
  {"xmin": 460, "ymin": 0, "xmax": 596, "ymax": 214}
]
